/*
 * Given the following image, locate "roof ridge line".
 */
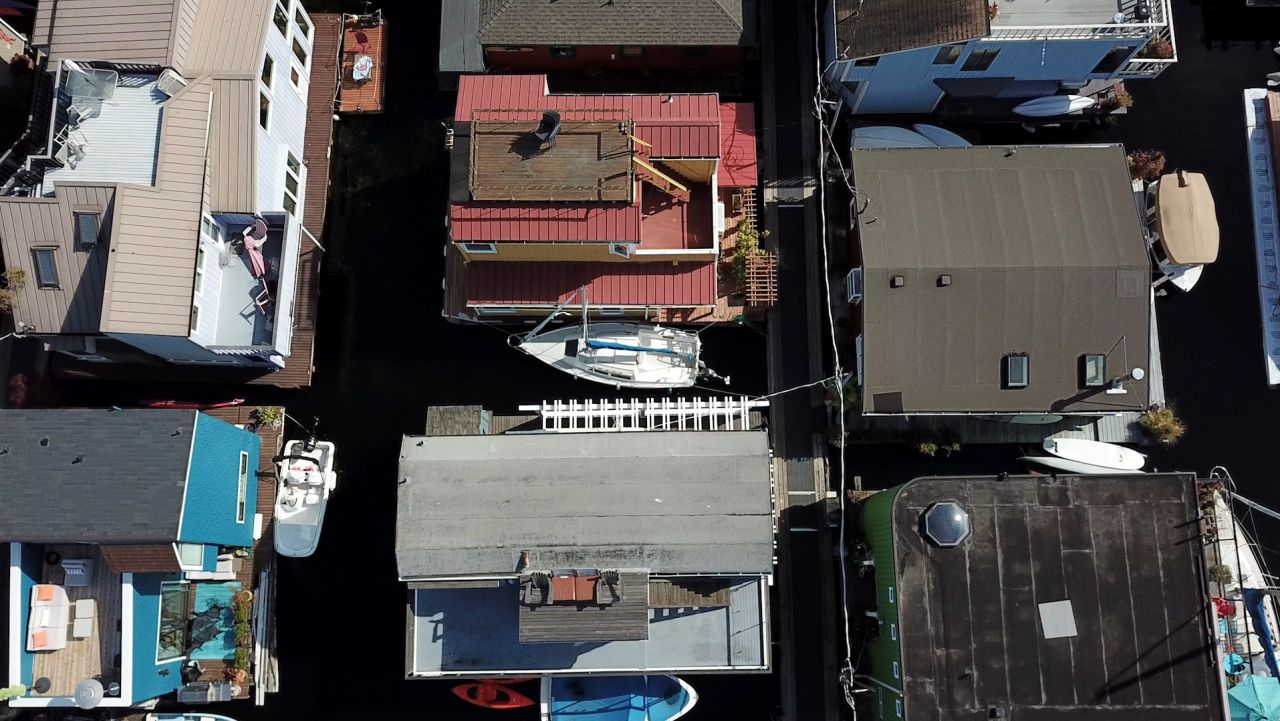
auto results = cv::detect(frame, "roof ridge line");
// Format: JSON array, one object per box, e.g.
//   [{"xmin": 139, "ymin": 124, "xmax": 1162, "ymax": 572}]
[
  {"xmin": 478, "ymin": 0, "xmax": 522, "ymax": 35},
  {"xmin": 710, "ymin": 0, "xmax": 745, "ymax": 30}
]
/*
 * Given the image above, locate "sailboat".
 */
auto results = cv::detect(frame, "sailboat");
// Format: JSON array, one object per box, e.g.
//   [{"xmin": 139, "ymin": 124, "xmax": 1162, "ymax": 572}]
[
  {"xmin": 273, "ymin": 420, "xmax": 337, "ymax": 559},
  {"xmin": 511, "ymin": 289, "xmax": 726, "ymax": 390}
]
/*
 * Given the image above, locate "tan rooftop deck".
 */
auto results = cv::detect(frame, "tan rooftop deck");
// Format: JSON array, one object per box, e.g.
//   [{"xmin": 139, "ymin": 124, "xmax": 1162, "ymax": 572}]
[
  {"xmin": 338, "ymin": 15, "xmax": 386, "ymax": 114},
  {"xmin": 469, "ymin": 120, "xmax": 635, "ymax": 202},
  {"xmin": 31, "ymin": 545, "xmax": 123, "ymax": 696}
]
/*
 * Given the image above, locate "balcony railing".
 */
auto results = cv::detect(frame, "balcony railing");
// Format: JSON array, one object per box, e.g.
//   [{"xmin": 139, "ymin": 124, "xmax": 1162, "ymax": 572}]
[{"xmin": 988, "ymin": 0, "xmax": 1172, "ymax": 41}]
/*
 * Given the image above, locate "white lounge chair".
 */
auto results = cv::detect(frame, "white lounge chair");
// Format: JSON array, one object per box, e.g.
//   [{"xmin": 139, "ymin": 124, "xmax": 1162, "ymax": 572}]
[
  {"xmin": 27, "ymin": 584, "xmax": 70, "ymax": 651},
  {"xmin": 73, "ymin": 598, "xmax": 96, "ymax": 639}
]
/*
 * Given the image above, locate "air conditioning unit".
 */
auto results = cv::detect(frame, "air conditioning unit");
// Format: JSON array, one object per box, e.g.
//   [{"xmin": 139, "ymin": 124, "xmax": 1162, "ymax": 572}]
[
  {"xmin": 846, "ymin": 267, "xmax": 864, "ymax": 304},
  {"xmin": 609, "ymin": 243, "xmax": 635, "ymax": 258}
]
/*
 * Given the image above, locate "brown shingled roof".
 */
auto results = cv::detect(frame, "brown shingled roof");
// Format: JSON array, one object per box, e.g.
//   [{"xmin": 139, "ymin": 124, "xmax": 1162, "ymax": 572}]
[
  {"xmin": 835, "ymin": 0, "xmax": 989, "ymax": 58},
  {"xmin": 479, "ymin": 0, "xmax": 755, "ymax": 47}
]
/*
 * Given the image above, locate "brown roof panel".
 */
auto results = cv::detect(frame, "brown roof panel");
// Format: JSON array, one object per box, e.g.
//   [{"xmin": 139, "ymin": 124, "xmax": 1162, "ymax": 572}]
[
  {"xmin": 466, "ymin": 260, "xmax": 717, "ymax": 307},
  {"xmin": 101, "ymin": 544, "xmax": 182, "ymax": 573},
  {"xmin": 469, "ymin": 119, "xmax": 635, "ymax": 202},
  {"xmin": 852, "ymin": 145, "xmax": 1151, "ymax": 414},
  {"xmin": 835, "ymin": 0, "xmax": 989, "ymax": 58}
]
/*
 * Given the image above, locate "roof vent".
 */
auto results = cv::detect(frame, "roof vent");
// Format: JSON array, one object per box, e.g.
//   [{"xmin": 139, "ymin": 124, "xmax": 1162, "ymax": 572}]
[
  {"xmin": 534, "ymin": 110, "xmax": 562, "ymax": 148},
  {"xmin": 890, "ymin": 275, "xmax": 905, "ymax": 288},
  {"xmin": 39, "ymin": 437, "xmax": 50, "ymax": 447},
  {"xmin": 937, "ymin": 274, "xmax": 952, "ymax": 287},
  {"xmin": 921, "ymin": 501, "xmax": 971, "ymax": 548}
]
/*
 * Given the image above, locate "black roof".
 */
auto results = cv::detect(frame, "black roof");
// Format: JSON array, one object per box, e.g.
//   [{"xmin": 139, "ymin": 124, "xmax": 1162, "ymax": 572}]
[
  {"xmin": 891, "ymin": 474, "xmax": 1224, "ymax": 721},
  {"xmin": 0, "ymin": 409, "xmax": 197, "ymax": 544}
]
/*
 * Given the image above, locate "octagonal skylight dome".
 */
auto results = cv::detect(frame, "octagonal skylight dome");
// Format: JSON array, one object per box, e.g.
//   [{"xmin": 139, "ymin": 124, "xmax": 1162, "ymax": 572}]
[{"xmin": 922, "ymin": 501, "xmax": 971, "ymax": 548}]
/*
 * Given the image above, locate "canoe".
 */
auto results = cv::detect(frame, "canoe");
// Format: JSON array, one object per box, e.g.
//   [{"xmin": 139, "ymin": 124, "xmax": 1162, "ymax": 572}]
[
  {"xmin": 911, "ymin": 124, "xmax": 972, "ymax": 148},
  {"xmin": 453, "ymin": 682, "xmax": 536, "ymax": 709},
  {"xmin": 851, "ymin": 126, "xmax": 938, "ymax": 149},
  {"xmin": 1042, "ymin": 437, "xmax": 1145, "ymax": 471},
  {"xmin": 1012, "ymin": 95, "xmax": 1097, "ymax": 117},
  {"xmin": 1020, "ymin": 455, "xmax": 1147, "ymax": 475}
]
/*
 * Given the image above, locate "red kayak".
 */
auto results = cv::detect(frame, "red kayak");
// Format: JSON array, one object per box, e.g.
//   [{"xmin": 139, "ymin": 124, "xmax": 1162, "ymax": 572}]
[
  {"xmin": 451, "ymin": 682, "xmax": 536, "ymax": 710},
  {"xmin": 144, "ymin": 399, "xmax": 245, "ymax": 409}
]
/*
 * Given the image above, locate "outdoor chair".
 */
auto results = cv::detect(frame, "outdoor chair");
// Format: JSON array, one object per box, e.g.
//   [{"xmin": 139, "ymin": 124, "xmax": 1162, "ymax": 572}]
[{"xmin": 73, "ymin": 598, "xmax": 96, "ymax": 639}]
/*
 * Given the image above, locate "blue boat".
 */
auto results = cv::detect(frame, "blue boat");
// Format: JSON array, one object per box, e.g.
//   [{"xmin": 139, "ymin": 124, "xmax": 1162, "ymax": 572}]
[{"xmin": 541, "ymin": 675, "xmax": 698, "ymax": 721}]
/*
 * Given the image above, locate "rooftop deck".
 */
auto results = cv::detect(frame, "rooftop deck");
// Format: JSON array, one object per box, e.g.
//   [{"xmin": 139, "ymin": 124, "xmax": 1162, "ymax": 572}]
[
  {"xmin": 338, "ymin": 15, "xmax": 386, "ymax": 114},
  {"xmin": 410, "ymin": 577, "xmax": 768, "ymax": 676},
  {"xmin": 41, "ymin": 73, "xmax": 164, "ymax": 193},
  {"xmin": 212, "ymin": 225, "xmax": 285, "ymax": 348},
  {"xmin": 31, "ymin": 545, "xmax": 123, "ymax": 697},
  {"xmin": 469, "ymin": 119, "xmax": 634, "ymax": 202},
  {"xmin": 639, "ymin": 183, "xmax": 713, "ymax": 250}
]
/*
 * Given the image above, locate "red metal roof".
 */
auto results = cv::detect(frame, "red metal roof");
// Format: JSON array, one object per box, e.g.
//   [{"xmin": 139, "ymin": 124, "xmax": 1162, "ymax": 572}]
[
  {"xmin": 719, "ymin": 103, "xmax": 758, "ymax": 187},
  {"xmin": 450, "ymin": 200, "xmax": 642, "ymax": 242},
  {"xmin": 456, "ymin": 74, "xmax": 721, "ymax": 157},
  {"xmin": 466, "ymin": 261, "xmax": 717, "ymax": 307}
]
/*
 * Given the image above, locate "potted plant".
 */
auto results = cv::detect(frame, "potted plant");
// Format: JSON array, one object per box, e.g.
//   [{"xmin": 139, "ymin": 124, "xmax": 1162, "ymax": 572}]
[
  {"xmin": 729, "ymin": 219, "xmax": 768, "ymax": 288},
  {"xmin": 1138, "ymin": 39, "xmax": 1174, "ymax": 60},
  {"xmin": 251, "ymin": 406, "xmax": 283, "ymax": 431},
  {"xmin": 1139, "ymin": 403, "xmax": 1185, "ymax": 446},
  {"xmin": 988, "ymin": 2, "xmax": 1000, "ymax": 19},
  {"xmin": 1209, "ymin": 564, "xmax": 1234, "ymax": 585},
  {"xmin": 1127, "ymin": 149, "xmax": 1166, "ymax": 183},
  {"xmin": 1099, "ymin": 90, "xmax": 1134, "ymax": 113},
  {"xmin": 0, "ymin": 268, "xmax": 26, "ymax": 316}
]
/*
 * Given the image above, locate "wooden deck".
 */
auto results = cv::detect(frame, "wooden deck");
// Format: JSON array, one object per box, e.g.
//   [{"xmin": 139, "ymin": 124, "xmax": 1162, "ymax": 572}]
[
  {"xmin": 195, "ymin": 406, "xmax": 282, "ymax": 698},
  {"xmin": 338, "ymin": 16, "xmax": 386, "ymax": 114},
  {"xmin": 518, "ymin": 571, "xmax": 650, "ymax": 643},
  {"xmin": 649, "ymin": 578, "xmax": 731, "ymax": 608},
  {"xmin": 248, "ymin": 15, "xmax": 341, "ymax": 388},
  {"xmin": 469, "ymin": 120, "xmax": 634, "ymax": 202},
  {"xmin": 32, "ymin": 545, "xmax": 123, "ymax": 696}
]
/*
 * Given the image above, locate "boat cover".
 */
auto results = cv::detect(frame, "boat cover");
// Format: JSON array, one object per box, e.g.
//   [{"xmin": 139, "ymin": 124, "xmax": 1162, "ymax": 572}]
[
  {"xmin": 1244, "ymin": 588, "xmax": 1280, "ymax": 678},
  {"xmin": 1156, "ymin": 171, "xmax": 1219, "ymax": 264}
]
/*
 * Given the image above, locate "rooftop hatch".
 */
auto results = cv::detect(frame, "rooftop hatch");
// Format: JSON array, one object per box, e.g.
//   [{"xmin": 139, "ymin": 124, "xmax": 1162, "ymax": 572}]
[{"xmin": 921, "ymin": 501, "xmax": 971, "ymax": 548}]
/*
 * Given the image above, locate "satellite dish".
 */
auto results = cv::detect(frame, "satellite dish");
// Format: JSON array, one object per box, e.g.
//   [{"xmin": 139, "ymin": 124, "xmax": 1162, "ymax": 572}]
[
  {"xmin": 73, "ymin": 679, "xmax": 104, "ymax": 709},
  {"xmin": 534, "ymin": 110, "xmax": 562, "ymax": 146}
]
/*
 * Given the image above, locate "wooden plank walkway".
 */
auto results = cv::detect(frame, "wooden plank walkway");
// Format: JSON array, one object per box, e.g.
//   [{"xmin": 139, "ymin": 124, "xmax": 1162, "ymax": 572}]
[
  {"xmin": 197, "ymin": 406, "xmax": 283, "ymax": 698},
  {"xmin": 32, "ymin": 545, "xmax": 123, "ymax": 696}
]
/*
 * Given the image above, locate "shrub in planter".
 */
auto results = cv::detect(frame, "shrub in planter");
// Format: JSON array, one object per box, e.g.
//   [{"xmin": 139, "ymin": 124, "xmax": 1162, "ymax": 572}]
[
  {"xmin": 234, "ymin": 647, "xmax": 250, "ymax": 671},
  {"xmin": 1127, "ymin": 149, "xmax": 1166, "ymax": 183},
  {"xmin": 1138, "ymin": 39, "xmax": 1174, "ymax": 60},
  {"xmin": 1209, "ymin": 563, "xmax": 1234, "ymax": 585},
  {"xmin": 1140, "ymin": 404, "xmax": 1185, "ymax": 446}
]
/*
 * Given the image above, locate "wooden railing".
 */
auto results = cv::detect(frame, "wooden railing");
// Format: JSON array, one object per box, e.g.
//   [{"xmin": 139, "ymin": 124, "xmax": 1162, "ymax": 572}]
[{"xmin": 745, "ymin": 252, "xmax": 778, "ymax": 307}]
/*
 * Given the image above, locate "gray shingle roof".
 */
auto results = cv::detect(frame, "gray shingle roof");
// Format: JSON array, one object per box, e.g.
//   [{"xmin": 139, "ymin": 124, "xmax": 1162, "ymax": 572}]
[
  {"xmin": 396, "ymin": 431, "xmax": 774, "ymax": 578},
  {"xmin": 477, "ymin": 0, "xmax": 755, "ymax": 47},
  {"xmin": 835, "ymin": 0, "xmax": 989, "ymax": 58},
  {"xmin": 0, "ymin": 409, "xmax": 197, "ymax": 544}
]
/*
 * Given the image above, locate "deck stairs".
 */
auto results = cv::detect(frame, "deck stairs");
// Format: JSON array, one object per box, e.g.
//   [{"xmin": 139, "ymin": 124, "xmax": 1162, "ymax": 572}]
[
  {"xmin": 631, "ymin": 136, "xmax": 691, "ymax": 202},
  {"xmin": 518, "ymin": 397, "xmax": 768, "ymax": 433}
]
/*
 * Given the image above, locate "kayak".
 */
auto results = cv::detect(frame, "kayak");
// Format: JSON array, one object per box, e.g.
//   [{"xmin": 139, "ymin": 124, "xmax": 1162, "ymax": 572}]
[{"xmin": 452, "ymin": 682, "xmax": 536, "ymax": 710}]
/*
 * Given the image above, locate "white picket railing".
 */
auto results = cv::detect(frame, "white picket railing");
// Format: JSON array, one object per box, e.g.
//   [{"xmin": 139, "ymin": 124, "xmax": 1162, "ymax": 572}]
[{"xmin": 518, "ymin": 397, "xmax": 769, "ymax": 433}]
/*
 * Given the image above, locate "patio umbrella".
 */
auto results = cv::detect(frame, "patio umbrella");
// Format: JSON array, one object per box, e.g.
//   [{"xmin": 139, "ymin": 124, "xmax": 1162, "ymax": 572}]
[
  {"xmin": 1229, "ymin": 675, "xmax": 1280, "ymax": 721},
  {"xmin": 73, "ymin": 679, "xmax": 104, "ymax": 709}
]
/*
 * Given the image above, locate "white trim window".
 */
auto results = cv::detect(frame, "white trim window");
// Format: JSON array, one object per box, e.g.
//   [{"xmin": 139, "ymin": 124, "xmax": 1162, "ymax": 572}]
[
  {"xmin": 283, "ymin": 151, "xmax": 301, "ymax": 216},
  {"xmin": 293, "ymin": 4, "xmax": 313, "ymax": 42},
  {"xmin": 259, "ymin": 91, "xmax": 271, "ymax": 131},
  {"xmin": 236, "ymin": 451, "xmax": 249, "ymax": 523},
  {"xmin": 260, "ymin": 54, "xmax": 274, "ymax": 90},
  {"xmin": 173, "ymin": 542, "xmax": 204, "ymax": 571},
  {"xmin": 460, "ymin": 242, "xmax": 497, "ymax": 254},
  {"xmin": 599, "ymin": 307, "xmax": 625, "ymax": 316},
  {"xmin": 271, "ymin": 0, "xmax": 288, "ymax": 36},
  {"xmin": 156, "ymin": 581, "xmax": 191, "ymax": 663},
  {"xmin": 194, "ymin": 244, "xmax": 206, "ymax": 294}
]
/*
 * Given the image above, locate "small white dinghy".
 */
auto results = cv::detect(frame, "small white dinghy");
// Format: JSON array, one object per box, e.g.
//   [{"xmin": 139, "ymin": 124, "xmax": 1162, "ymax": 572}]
[
  {"xmin": 1012, "ymin": 95, "xmax": 1097, "ymax": 117},
  {"xmin": 273, "ymin": 427, "xmax": 336, "ymax": 559},
  {"xmin": 911, "ymin": 124, "xmax": 972, "ymax": 148},
  {"xmin": 512, "ymin": 289, "xmax": 725, "ymax": 390},
  {"xmin": 1019, "ymin": 455, "xmax": 1148, "ymax": 475},
  {"xmin": 1043, "ymin": 437, "xmax": 1146, "ymax": 471}
]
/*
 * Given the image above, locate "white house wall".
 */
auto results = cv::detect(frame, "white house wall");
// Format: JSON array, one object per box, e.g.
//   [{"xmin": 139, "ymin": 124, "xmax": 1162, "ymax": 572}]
[
  {"xmin": 836, "ymin": 38, "xmax": 1145, "ymax": 114},
  {"xmin": 188, "ymin": 231, "xmax": 226, "ymax": 348},
  {"xmin": 255, "ymin": 2, "xmax": 309, "ymax": 216}
]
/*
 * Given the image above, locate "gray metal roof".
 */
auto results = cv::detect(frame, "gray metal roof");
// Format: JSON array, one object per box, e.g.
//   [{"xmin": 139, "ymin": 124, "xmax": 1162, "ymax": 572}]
[
  {"xmin": 889, "ymin": 474, "xmax": 1224, "ymax": 720},
  {"xmin": 0, "ymin": 409, "xmax": 198, "ymax": 544},
  {"xmin": 474, "ymin": 0, "xmax": 755, "ymax": 47},
  {"xmin": 439, "ymin": 0, "xmax": 485, "ymax": 73},
  {"xmin": 395, "ymin": 431, "xmax": 774, "ymax": 578},
  {"xmin": 851, "ymin": 145, "xmax": 1151, "ymax": 415}
]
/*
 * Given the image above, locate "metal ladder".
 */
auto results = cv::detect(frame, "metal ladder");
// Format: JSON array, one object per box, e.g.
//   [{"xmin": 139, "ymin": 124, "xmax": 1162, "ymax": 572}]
[{"xmin": 518, "ymin": 396, "xmax": 768, "ymax": 433}]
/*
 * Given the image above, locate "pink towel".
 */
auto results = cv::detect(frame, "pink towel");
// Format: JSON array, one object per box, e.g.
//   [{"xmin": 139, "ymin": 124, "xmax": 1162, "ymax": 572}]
[{"xmin": 245, "ymin": 242, "xmax": 267, "ymax": 279}]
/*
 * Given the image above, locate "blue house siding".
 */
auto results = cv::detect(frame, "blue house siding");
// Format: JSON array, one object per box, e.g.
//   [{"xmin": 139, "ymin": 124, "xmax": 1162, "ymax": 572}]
[
  {"xmin": 12, "ymin": 543, "xmax": 42, "ymax": 688},
  {"xmin": 833, "ymin": 37, "xmax": 1146, "ymax": 114},
  {"xmin": 130, "ymin": 573, "xmax": 185, "ymax": 704},
  {"xmin": 178, "ymin": 413, "xmax": 259, "ymax": 548}
]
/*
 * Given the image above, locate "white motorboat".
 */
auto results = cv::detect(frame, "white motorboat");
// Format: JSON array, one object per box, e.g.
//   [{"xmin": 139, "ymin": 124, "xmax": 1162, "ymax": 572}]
[
  {"xmin": 1012, "ymin": 95, "xmax": 1096, "ymax": 117},
  {"xmin": 851, "ymin": 126, "xmax": 938, "ymax": 149},
  {"xmin": 273, "ymin": 432, "xmax": 336, "ymax": 559},
  {"xmin": 911, "ymin": 124, "xmax": 972, "ymax": 148},
  {"xmin": 1145, "ymin": 170, "xmax": 1219, "ymax": 293},
  {"xmin": 1042, "ymin": 437, "xmax": 1145, "ymax": 471},
  {"xmin": 1019, "ymin": 455, "xmax": 1147, "ymax": 475},
  {"xmin": 512, "ymin": 289, "xmax": 724, "ymax": 390}
]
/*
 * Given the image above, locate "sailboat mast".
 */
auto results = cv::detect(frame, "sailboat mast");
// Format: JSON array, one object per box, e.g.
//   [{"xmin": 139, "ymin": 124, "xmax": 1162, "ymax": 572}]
[
  {"xmin": 581, "ymin": 286, "xmax": 589, "ymax": 344},
  {"xmin": 522, "ymin": 289, "xmax": 580, "ymax": 343}
]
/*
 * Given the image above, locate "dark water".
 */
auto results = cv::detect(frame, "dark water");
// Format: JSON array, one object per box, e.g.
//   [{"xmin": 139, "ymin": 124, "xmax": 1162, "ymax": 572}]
[{"xmin": 6, "ymin": 0, "xmax": 1280, "ymax": 719}]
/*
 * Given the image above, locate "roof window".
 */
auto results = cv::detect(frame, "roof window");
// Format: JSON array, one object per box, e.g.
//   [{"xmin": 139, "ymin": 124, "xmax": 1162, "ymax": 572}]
[{"xmin": 1003, "ymin": 353, "xmax": 1029, "ymax": 389}]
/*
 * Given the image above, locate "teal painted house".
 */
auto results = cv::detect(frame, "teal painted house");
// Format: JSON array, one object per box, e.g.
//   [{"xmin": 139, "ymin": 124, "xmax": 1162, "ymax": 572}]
[{"xmin": 2, "ymin": 409, "xmax": 261, "ymax": 710}]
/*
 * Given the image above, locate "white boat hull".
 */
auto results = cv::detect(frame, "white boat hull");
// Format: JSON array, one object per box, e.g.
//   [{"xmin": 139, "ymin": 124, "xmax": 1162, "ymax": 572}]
[
  {"xmin": 1019, "ymin": 455, "xmax": 1147, "ymax": 475},
  {"xmin": 851, "ymin": 126, "xmax": 938, "ymax": 149},
  {"xmin": 274, "ymin": 440, "xmax": 336, "ymax": 558},
  {"xmin": 911, "ymin": 124, "xmax": 971, "ymax": 148},
  {"xmin": 518, "ymin": 323, "xmax": 702, "ymax": 389},
  {"xmin": 1013, "ymin": 95, "xmax": 1096, "ymax": 117},
  {"xmin": 1042, "ymin": 437, "xmax": 1145, "ymax": 471}
]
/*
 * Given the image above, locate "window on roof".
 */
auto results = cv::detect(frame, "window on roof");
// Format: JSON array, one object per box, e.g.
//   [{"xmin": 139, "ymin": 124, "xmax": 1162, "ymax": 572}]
[
  {"xmin": 460, "ymin": 242, "xmax": 497, "ymax": 254},
  {"xmin": 933, "ymin": 44, "xmax": 965, "ymax": 65},
  {"xmin": 157, "ymin": 581, "xmax": 190, "ymax": 662},
  {"xmin": 190, "ymin": 304, "xmax": 199, "ymax": 333},
  {"xmin": 293, "ymin": 6, "xmax": 312, "ymax": 41},
  {"xmin": 32, "ymin": 248, "xmax": 59, "ymax": 288},
  {"xmin": 74, "ymin": 211, "xmax": 100, "ymax": 247},
  {"xmin": 854, "ymin": 55, "xmax": 880, "ymax": 67},
  {"xmin": 272, "ymin": 1, "xmax": 288, "ymax": 36},
  {"xmin": 619, "ymin": 46, "xmax": 644, "ymax": 58},
  {"xmin": 895, "ymin": 698, "xmax": 903, "ymax": 718},
  {"xmin": 259, "ymin": 92, "xmax": 271, "ymax": 130},
  {"xmin": 549, "ymin": 46, "xmax": 576, "ymax": 58},
  {"xmin": 236, "ymin": 451, "xmax": 249, "ymax": 523},
  {"xmin": 292, "ymin": 37, "xmax": 309, "ymax": 68},
  {"xmin": 1003, "ymin": 353, "xmax": 1030, "ymax": 389},
  {"xmin": 1081, "ymin": 354, "xmax": 1107, "ymax": 388},
  {"xmin": 961, "ymin": 47, "xmax": 1000, "ymax": 71},
  {"xmin": 283, "ymin": 151, "xmax": 301, "ymax": 216},
  {"xmin": 174, "ymin": 542, "xmax": 204, "ymax": 571},
  {"xmin": 261, "ymin": 54, "xmax": 274, "ymax": 89}
]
